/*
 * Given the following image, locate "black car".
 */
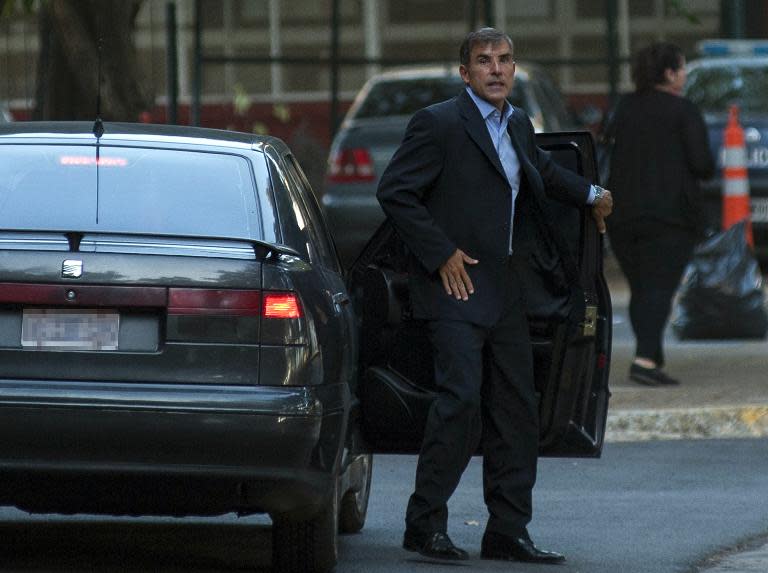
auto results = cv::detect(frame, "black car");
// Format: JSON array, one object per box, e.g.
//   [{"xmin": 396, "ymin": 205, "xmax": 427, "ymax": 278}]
[{"xmin": 0, "ymin": 122, "xmax": 610, "ymax": 572}]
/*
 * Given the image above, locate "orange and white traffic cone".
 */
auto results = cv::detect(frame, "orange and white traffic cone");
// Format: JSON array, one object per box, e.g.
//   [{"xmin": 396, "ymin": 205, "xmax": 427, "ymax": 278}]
[{"xmin": 722, "ymin": 104, "xmax": 754, "ymax": 247}]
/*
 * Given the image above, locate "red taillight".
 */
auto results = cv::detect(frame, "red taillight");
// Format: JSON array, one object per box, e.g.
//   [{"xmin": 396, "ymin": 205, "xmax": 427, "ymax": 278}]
[
  {"xmin": 167, "ymin": 289, "xmax": 302, "ymax": 319},
  {"xmin": 0, "ymin": 283, "xmax": 166, "ymax": 306},
  {"xmin": 327, "ymin": 148, "xmax": 375, "ymax": 183},
  {"xmin": 168, "ymin": 289, "xmax": 262, "ymax": 316},
  {"xmin": 263, "ymin": 292, "xmax": 302, "ymax": 319}
]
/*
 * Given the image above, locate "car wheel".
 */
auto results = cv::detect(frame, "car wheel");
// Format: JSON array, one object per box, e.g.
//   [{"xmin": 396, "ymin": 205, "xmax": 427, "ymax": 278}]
[
  {"xmin": 272, "ymin": 478, "xmax": 339, "ymax": 573},
  {"xmin": 339, "ymin": 453, "xmax": 372, "ymax": 534}
]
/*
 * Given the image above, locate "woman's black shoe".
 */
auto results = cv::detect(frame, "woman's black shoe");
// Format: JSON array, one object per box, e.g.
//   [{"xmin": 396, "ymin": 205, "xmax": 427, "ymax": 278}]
[
  {"xmin": 403, "ymin": 531, "xmax": 469, "ymax": 561},
  {"xmin": 629, "ymin": 363, "xmax": 680, "ymax": 386}
]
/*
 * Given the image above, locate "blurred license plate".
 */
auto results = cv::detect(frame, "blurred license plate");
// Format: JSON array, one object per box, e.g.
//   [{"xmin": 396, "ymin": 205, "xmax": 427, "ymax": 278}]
[
  {"xmin": 21, "ymin": 309, "xmax": 119, "ymax": 350},
  {"xmin": 752, "ymin": 198, "xmax": 768, "ymax": 223}
]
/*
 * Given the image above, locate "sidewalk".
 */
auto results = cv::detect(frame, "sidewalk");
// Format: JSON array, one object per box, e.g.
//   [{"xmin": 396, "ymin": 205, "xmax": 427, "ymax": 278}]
[
  {"xmin": 602, "ymin": 255, "xmax": 768, "ymax": 573},
  {"xmin": 603, "ymin": 253, "xmax": 768, "ymax": 443}
]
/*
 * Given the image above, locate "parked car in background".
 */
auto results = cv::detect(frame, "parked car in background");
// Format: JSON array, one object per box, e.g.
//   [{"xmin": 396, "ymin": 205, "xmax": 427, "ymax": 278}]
[
  {"xmin": 321, "ymin": 65, "xmax": 578, "ymax": 267},
  {"xmin": 685, "ymin": 40, "xmax": 768, "ymax": 262},
  {"xmin": 0, "ymin": 122, "xmax": 610, "ymax": 573},
  {"xmin": 0, "ymin": 107, "xmax": 11, "ymax": 122}
]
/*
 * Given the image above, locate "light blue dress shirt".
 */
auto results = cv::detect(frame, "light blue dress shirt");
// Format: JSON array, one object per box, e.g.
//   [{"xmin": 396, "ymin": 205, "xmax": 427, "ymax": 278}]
[
  {"xmin": 465, "ymin": 87, "xmax": 520, "ymax": 254},
  {"xmin": 465, "ymin": 87, "xmax": 597, "ymax": 254}
]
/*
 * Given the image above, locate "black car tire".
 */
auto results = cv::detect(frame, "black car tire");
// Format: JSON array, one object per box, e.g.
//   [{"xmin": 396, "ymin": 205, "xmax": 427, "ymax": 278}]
[
  {"xmin": 339, "ymin": 453, "xmax": 373, "ymax": 534},
  {"xmin": 272, "ymin": 478, "xmax": 339, "ymax": 573}
]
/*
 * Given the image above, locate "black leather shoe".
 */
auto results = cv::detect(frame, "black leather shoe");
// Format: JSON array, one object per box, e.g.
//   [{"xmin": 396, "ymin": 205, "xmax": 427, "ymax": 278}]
[
  {"xmin": 403, "ymin": 530, "xmax": 469, "ymax": 561},
  {"xmin": 481, "ymin": 531, "xmax": 565, "ymax": 564}
]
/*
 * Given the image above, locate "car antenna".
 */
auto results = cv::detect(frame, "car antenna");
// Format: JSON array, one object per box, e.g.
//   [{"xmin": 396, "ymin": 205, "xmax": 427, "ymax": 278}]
[
  {"xmin": 93, "ymin": 35, "xmax": 104, "ymax": 138},
  {"xmin": 93, "ymin": 32, "xmax": 104, "ymax": 224}
]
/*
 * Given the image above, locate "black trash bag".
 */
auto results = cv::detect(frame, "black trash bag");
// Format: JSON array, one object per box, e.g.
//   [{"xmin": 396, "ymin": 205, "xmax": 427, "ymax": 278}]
[{"xmin": 672, "ymin": 221, "xmax": 768, "ymax": 340}]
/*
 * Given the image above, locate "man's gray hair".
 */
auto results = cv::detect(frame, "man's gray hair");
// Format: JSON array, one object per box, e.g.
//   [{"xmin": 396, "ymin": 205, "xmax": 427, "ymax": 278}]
[{"xmin": 459, "ymin": 28, "xmax": 514, "ymax": 66}]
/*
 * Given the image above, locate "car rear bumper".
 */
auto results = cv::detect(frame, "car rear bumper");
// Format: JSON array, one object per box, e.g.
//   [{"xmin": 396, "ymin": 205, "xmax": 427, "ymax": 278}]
[{"xmin": 0, "ymin": 380, "xmax": 350, "ymax": 518}]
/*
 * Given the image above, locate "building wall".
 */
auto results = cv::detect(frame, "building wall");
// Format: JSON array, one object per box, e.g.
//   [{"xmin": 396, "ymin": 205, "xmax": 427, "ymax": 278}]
[{"xmin": 0, "ymin": 0, "xmax": 723, "ymax": 140}]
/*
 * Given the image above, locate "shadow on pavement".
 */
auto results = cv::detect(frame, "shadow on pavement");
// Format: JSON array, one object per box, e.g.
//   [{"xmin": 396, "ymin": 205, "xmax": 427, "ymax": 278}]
[{"xmin": 0, "ymin": 516, "xmax": 272, "ymax": 571}]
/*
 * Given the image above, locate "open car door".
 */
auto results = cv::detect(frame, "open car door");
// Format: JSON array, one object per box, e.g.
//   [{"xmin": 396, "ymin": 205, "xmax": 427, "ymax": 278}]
[{"xmin": 348, "ymin": 131, "xmax": 612, "ymax": 457}]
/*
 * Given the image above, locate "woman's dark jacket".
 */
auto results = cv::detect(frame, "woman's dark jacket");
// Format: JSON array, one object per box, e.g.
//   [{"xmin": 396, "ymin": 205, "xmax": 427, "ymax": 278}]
[{"xmin": 606, "ymin": 89, "xmax": 716, "ymax": 231}]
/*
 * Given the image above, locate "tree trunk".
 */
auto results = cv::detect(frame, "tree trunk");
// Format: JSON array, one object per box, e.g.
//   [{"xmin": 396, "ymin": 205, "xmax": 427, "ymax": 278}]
[{"xmin": 35, "ymin": 0, "xmax": 148, "ymax": 121}]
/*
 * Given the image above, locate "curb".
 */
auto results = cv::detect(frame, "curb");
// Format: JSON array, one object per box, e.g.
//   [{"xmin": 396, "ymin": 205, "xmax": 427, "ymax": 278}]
[
  {"xmin": 606, "ymin": 406, "xmax": 768, "ymax": 442},
  {"xmin": 699, "ymin": 541, "xmax": 768, "ymax": 572}
]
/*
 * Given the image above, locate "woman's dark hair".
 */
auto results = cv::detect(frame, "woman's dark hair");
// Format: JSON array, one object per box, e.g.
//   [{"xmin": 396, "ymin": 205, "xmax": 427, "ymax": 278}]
[
  {"xmin": 459, "ymin": 28, "xmax": 514, "ymax": 66},
  {"xmin": 631, "ymin": 42, "xmax": 684, "ymax": 92}
]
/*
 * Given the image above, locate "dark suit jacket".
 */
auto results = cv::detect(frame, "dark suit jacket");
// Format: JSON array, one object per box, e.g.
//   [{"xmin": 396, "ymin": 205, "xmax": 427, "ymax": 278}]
[{"xmin": 377, "ymin": 89, "xmax": 591, "ymax": 327}]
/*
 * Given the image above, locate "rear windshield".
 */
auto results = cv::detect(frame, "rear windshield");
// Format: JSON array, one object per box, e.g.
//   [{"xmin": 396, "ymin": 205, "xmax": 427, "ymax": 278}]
[
  {"xmin": 353, "ymin": 76, "xmax": 527, "ymax": 119},
  {"xmin": 686, "ymin": 64, "xmax": 768, "ymax": 114},
  {"xmin": 0, "ymin": 145, "xmax": 259, "ymax": 238}
]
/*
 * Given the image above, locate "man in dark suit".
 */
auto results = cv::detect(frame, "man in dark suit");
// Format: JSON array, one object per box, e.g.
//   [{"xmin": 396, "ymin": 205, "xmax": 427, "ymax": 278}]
[{"xmin": 377, "ymin": 28, "xmax": 613, "ymax": 563}]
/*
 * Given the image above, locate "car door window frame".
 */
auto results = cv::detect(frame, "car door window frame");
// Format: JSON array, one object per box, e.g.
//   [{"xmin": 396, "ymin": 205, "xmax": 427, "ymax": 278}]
[
  {"xmin": 283, "ymin": 154, "xmax": 342, "ymax": 273},
  {"xmin": 264, "ymin": 147, "xmax": 316, "ymax": 262}
]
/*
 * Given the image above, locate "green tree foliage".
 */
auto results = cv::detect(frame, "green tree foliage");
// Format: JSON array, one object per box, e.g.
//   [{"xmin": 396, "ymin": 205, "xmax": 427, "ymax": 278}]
[
  {"xmin": 0, "ymin": 0, "xmax": 36, "ymax": 19},
  {"xmin": 665, "ymin": 0, "xmax": 702, "ymax": 25}
]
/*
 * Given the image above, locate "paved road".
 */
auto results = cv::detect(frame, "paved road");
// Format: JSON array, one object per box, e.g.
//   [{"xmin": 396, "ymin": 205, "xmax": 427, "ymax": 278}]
[
  {"xmin": 0, "ymin": 439, "xmax": 766, "ymax": 572},
  {"xmin": 340, "ymin": 441, "xmax": 768, "ymax": 573}
]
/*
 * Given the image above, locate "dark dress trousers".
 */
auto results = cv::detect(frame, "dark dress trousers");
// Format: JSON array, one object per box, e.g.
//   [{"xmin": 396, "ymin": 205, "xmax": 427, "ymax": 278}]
[{"xmin": 377, "ymin": 89, "xmax": 592, "ymax": 538}]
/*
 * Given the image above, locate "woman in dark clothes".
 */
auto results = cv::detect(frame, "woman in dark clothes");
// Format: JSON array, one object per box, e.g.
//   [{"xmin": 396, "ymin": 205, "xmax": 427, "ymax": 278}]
[{"xmin": 607, "ymin": 42, "xmax": 715, "ymax": 386}]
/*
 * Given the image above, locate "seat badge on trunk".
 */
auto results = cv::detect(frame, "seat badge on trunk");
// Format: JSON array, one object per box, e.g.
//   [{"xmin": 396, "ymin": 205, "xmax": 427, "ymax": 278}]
[{"xmin": 62, "ymin": 260, "xmax": 83, "ymax": 278}]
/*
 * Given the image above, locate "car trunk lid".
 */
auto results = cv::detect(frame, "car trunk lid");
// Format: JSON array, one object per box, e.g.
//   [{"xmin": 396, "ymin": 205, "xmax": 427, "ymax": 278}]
[{"xmin": 0, "ymin": 231, "xmax": 303, "ymax": 386}]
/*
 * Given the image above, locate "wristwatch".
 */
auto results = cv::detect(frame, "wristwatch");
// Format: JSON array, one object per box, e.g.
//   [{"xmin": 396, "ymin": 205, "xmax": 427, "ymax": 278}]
[{"xmin": 593, "ymin": 185, "xmax": 606, "ymax": 203}]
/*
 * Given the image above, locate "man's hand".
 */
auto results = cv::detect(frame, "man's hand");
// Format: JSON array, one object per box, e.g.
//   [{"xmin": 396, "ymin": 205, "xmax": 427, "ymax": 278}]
[
  {"xmin": 439, "ymin": 249, "xmax": 479, "ymax": 301},
  {"xmin": 591, "ymin": 189, "xmax": 613, "ymax": 234}
]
